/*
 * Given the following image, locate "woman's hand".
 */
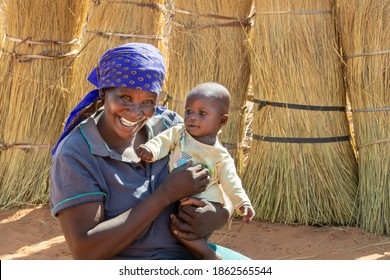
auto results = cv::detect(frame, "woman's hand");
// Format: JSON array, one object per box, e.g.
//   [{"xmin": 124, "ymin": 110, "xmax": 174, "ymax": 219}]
[
  {"xmin": 159, "ymin": 161, "xmax": 210, "ymax": 203},
  {"xmin": 169, "ymin": 197, "xmax": 230, "ymax": 240}
]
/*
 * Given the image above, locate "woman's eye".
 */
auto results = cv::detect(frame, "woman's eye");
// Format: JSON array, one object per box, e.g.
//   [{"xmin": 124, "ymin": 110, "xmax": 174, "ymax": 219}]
[{"xmin": 143, "ymin": 100, "xmax": 154, "ymax": 105}]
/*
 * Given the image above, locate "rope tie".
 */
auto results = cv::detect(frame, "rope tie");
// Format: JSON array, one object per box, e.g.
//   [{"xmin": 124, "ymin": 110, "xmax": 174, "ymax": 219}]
[
  {"xmin": 344, "ymin": 49, "xmax": 390, "ymax": 60},
  {"xmin": 171, "ymin": 20, "xmax": 250, "ymax": 30},
  {"xmin": 0, "ymin": 143, "xmax": 51, "ymax": 151},
  {"xmin": 168, "ymin": 96, "xmax": 244, "ymax": 112},
  {"xmin": 5, "ymin": 35, "xmax": 80, "ymax": 46},
  {"xmin": 253, "ymin": 99, "xmax": 345, "ymax": 111},
  {"xmin": 1, "ymin": 49, "xmax": 79, "ymax": 62},
  {"xmin": 357, "ymin": 138, "xmax": 390, "ymax": 150},
  {"xmin": 253, "ymin": 134, "xmax": 350, "ymax": 144},
  {"xmin": 174, "ymin": 8, "xmax": 251, "ymax": 21},
  {"xmin": 255, "ymin": 10, "xmax": 332, "ymax": 15},
  {"xmin": 92, "ymin": 0, "xmax": 163, "ymax": 11},
  {"xmin": 170, "ymin": 7, "xmax": 252, "ymax": 30},
  {"xmin": 2, "ymin": 35, "xmax": 80, "ymax": 62},
  {"xmin": 352, "ymin": 107, "xmax": 390, "ymax": 112},
  {"xmin": 86, "ymin": 30, "xmax": 164, "ymax": 40}
]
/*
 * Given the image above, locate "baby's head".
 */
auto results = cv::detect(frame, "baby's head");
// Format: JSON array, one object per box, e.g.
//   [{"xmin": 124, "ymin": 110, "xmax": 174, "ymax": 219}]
[{"xmin": 184, "ymin": 82, "xmax": 231, "ymax": 142}]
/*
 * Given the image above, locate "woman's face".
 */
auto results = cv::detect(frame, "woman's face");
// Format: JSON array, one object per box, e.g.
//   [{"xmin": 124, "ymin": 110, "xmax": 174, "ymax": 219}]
[{"xmin": 102, "ymin": 87, "xmax": 157, "ymax": 140}]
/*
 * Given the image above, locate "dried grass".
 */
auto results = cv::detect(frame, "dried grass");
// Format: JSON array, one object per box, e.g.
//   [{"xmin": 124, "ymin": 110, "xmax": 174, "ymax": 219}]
[
  {"xmin": 244, "ymin": 0, "xmax": 358, "ymax": 225},
  {"xmin": 0, "ymin": 0, "xmax": 88, "ymax": 208},
  {"xmin": 164, "ymin": 0, "xmax": 253, "ymax": 173},
  {"xmin": 336, "ymin": 0, "xmax": 390, "ymax": 234}
]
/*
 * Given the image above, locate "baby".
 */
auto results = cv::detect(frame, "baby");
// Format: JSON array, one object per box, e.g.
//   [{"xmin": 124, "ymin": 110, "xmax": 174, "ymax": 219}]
[{"xmin": 136, "ymin": 82, "xmax": 255, "ymax": 259}]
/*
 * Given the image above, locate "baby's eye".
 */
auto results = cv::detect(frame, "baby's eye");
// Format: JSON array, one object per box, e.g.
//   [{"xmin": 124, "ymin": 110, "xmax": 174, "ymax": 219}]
[
  {"xmin": 184, "ymin": 110, "xmax": 192, "ymax": 115},
  {"xmin": 200, "ymin": 111, "xmax": 207, "ymax": 115}
]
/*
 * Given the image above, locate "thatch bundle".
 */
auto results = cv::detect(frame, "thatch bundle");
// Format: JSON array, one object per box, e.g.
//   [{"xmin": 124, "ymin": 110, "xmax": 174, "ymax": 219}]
[
  {"xmin": 164, "ymin": 0, "xmax": 253, "ymax": 173},
  {"xmin": 244, "ymin": 0, "xmax": 358, "ymax": 225},
  {"xmin": 0, "ymin": 0, "xmax": 88, "ymax": 208},
  {"xmin": 69, "ymin": 0, "xmax": 166, "ymax": 112},
  {"xmin": 336, "ymin": 0, "xmax": 390, "ymax": 234}
]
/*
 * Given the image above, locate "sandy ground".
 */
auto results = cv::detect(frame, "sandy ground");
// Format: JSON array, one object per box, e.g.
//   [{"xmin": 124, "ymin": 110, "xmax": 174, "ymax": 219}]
[{"xmin": 1, "ymin": 204, "xmax": 390, "ymax": 260}]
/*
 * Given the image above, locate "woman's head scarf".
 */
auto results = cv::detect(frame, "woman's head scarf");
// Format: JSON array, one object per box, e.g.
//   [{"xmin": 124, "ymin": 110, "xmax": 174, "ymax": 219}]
[{"xmin": 52, "ymin": 43, "xmax": 166, "ymax": 155}]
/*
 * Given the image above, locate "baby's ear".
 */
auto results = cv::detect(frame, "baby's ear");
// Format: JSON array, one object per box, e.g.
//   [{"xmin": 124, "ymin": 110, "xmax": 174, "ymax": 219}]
[{"xmin": 219, "ymin": 114, "xmax": 229, "ymax": 126}]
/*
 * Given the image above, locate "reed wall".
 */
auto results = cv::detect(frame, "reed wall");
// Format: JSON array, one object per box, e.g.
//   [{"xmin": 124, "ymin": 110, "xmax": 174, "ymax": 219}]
[
  {"xmin": 0, "ymin": 0, "xmax": 88, "ymax": 208},
  {"xmin": 336, "ymin": 0, "xmax": 390, "ymax": 234},
  {"xmin": 243, "ymin": 0, "xmax": 358, "ymax": 225}
]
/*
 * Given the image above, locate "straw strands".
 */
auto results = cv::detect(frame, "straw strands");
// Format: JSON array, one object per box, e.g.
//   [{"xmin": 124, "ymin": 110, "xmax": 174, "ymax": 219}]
[
  {"xmin": 0, "ymin": 0, "xmax": 88, "ymax": 208},
  {"xmin": 336, "ymin": 0, "xmax": 390, "ymax": 235},
  {"xmin": 164, "ymin": 0, "xmax": 253, "ymax": 172},
  {"xmin": 68, "ymin": 0, "xmax": 167, "ymax": 113},
  {"xmin": 244, "ymin": 0, "xmax": 358, "ymax": 225}
]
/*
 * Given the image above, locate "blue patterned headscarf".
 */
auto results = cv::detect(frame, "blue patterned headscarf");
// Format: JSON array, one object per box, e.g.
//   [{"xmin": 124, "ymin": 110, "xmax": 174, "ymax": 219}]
[{"xmin": 52, "ymin": 43, "xmax": 166, "ymax": 155}]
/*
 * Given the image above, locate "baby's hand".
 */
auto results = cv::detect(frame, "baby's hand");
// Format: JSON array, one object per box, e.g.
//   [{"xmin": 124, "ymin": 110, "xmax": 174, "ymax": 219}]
[
  {"xmin": 239, "ymin": 204, "xmax": 255, "ymax": 224},
  {"xmin": 136, "ymin": 144, "xmax": 154, "ymax": 162}
]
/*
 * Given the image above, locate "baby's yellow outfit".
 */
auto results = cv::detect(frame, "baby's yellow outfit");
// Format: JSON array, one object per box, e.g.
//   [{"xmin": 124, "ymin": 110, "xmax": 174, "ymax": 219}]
[{"xmin": 143, "ymin": 124, "xmax": 252, "ymax": 213}]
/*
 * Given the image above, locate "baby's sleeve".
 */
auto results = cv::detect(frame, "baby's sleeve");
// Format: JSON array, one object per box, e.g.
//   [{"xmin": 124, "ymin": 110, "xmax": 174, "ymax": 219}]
[
  {"xmin": 144, "ymin": 125, "xmax": 184, "ymax": 161},
  {"xmin": 216, "ymin": 156, "xmax": 252, "ymax": 213}
]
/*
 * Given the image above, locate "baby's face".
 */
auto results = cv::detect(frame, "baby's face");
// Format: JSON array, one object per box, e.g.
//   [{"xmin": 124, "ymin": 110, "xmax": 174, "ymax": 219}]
[{"xmin": 184, "ymin": 94, "xmax": 225, "ymax": 139}]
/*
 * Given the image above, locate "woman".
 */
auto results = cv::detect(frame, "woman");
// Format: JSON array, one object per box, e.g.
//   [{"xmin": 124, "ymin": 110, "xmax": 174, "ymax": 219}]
[{"xmin": 50, "ymin": 43, "xmax": 244, "ymax": 260}]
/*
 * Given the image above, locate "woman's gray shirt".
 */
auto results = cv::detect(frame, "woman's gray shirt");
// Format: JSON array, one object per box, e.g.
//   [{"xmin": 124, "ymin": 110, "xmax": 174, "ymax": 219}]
[{"xmin": 50, "ymin": 108, "xmax": 192, "ymax": 259}]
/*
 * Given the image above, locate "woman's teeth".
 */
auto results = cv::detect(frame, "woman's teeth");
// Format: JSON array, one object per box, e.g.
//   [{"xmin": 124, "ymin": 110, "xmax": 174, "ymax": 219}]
[{"xmin": 120, "ymin": 117, "xmax": 143, "ymax": 127}]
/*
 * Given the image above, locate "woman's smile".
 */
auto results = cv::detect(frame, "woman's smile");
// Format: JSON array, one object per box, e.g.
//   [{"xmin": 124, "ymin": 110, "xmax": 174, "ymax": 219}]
[{"xmin": 119, "ymin": 116, "xmax": 145, "ymax": 128}]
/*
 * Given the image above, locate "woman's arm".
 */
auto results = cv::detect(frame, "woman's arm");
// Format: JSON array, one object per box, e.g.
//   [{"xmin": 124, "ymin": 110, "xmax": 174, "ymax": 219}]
[{"xmin": 57, "ymin": 163, "xmax": 209, "ymax": 259}]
